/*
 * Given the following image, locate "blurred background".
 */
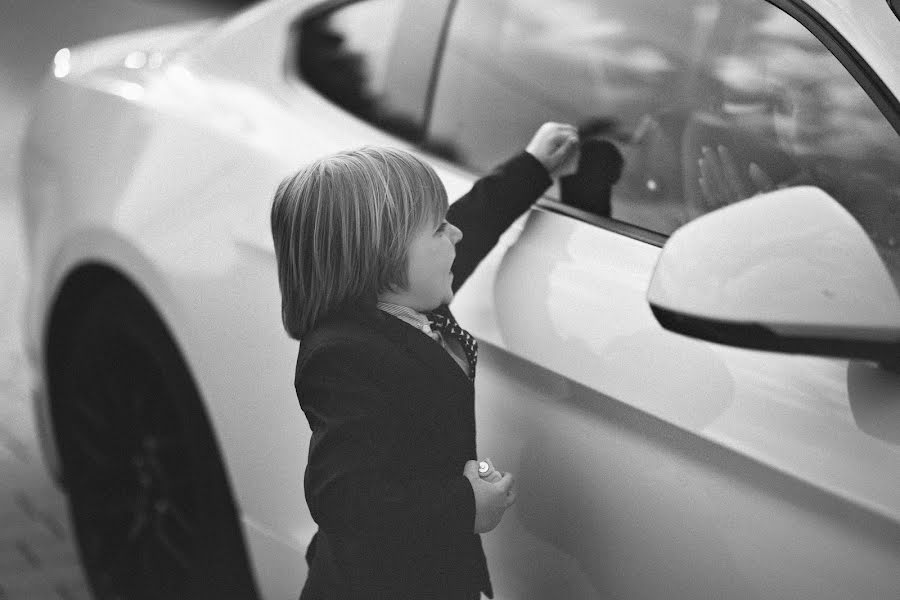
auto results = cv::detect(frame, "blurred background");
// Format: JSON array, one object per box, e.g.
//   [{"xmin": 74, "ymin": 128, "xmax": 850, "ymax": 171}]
[{"xmin": 0, "ymin": 2, "xmax": 252, "ymax": 597}]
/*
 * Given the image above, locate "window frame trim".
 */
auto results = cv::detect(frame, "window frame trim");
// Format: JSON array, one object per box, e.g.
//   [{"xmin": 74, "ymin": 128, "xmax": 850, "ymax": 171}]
[
  {"xmin": 421, "ymin": 0, "xmax": 458, "ymax": 137},
  {"xmin": 535, "ymin": 199, "xmax": 667, "ymax": 247},
  {"xmin": 286, "ymin": 0, "xmax": 456, "ymax": 144},
  {"xmin": 767, "ymin": 0, "xmax": 900, "ymax": 134}
]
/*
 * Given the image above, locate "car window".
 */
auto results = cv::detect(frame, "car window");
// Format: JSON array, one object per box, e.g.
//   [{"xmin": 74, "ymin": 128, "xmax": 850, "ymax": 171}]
[
  {"xmin": 297, "ymin": 0, "xmax": 452, "ymax": 142},
  {"xmin": 428, "ymin": 0, "xmax": 899, "ymax": 288},
  {"xmin": 697, "ymin": 5, "xmax": 900, "ymax": 290}
]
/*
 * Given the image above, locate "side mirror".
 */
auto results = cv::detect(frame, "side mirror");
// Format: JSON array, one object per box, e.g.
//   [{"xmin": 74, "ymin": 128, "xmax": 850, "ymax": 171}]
[{"xmin": 647, "ymin": 187, "xmax": 900, "ymax": 365}]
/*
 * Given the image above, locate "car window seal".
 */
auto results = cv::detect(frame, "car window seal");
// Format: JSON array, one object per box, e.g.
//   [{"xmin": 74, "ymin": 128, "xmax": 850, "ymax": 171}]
[
  {"xmin": 768, "ymin": 0, "xmax": 900, "ymax": 134},
  {"xmin": 420, "ymin": 0, "xmax": 458, "ymax": 142},
  {"xmin": 534, "ymin": 199, "xmax": 667, "ymax": 248}
]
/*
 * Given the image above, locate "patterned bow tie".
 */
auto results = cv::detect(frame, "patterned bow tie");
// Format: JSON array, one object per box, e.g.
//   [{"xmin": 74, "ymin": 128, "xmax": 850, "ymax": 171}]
[{"xmin": 426, "ymin": 311, "xmax": 478, "ymax": 380}]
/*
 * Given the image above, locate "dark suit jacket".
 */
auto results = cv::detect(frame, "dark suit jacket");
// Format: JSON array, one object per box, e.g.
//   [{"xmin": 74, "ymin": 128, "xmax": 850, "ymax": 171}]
[{"xmin": 295, "ymin": 153, "xmax": 550, "ymax": 600}]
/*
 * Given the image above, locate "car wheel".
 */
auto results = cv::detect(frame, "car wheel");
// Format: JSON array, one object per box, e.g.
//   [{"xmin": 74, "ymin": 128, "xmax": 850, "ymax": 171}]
[{"xmin": 51, "ymin": 282, "xmax": 258, "ymax": 600}]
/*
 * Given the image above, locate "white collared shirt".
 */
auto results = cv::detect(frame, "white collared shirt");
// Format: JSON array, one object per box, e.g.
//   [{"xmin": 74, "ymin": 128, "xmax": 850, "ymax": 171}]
[{"xmin": 376, "ymin": 301, "xmax": 438, "ymax": 340}]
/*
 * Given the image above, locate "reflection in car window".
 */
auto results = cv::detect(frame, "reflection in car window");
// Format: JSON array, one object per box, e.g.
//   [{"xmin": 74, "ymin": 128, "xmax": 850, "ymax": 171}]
[
  {"xmin": 703, "ymin": 7, "xmax": 900, "ymax": 290},
  {"xmin": 428, "ymin": 0, "xmax": 899, "ymax": 288},
  {"xmin": 298, "ymin": 0, "xmax": 451, "ymax": 142}
]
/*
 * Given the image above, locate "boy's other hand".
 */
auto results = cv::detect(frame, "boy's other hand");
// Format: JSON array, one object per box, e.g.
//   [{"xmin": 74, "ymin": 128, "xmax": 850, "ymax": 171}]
[
  {"xmin": 526, "ymin": 122, "xmax": 580, "ymax": 179},
  {"xmin": 464, "ymin": 460, "xmax": 517, "ymax": 534},
  {"xmin": 477, "ymin": 457, "xmax": 503, "ymax": 484}
]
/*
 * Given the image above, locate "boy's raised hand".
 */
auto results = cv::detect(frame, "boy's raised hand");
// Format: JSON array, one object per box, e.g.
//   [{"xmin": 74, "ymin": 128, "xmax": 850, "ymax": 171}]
[
  {"xmin": 464, "ymin": 460, "xmax": 517, "ymax": 534},
  {"xmin": 526, "ymin": 122, "xmax": 580, "ymax": 179}
]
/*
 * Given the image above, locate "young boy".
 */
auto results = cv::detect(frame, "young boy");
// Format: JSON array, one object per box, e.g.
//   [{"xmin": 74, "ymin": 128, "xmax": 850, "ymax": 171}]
[{"xmin": 271, "ymin": 123, "xmax": 578, "ymax": 599}]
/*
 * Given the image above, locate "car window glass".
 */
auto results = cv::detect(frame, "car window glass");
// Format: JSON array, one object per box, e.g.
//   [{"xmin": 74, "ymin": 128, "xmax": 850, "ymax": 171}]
[
  {"xmin": 297, "ymin": 0, "xmax": 451, "ymax": 142},
  {"xmin": 429, "ymin": 0, "xmax": 899, "ymax": 288},
  {"xmin": 428, "ymin": 0, "xmax": 706, "ymax": 230},
  {"xmin": 703, "ymin": 7, "xmax": 900, "ymax": 291}
]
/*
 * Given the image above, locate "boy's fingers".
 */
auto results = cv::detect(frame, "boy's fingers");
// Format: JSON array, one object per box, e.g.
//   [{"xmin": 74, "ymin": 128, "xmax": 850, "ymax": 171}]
[
  {"xmin": 556, "ymin": 133, "xmax": 578, "ymax": 154},
  {"xmin": 717, "ymin": 145, "xmax": 746, "ymax": 202},
  {"xmin": 556, "ymin": 144, "xmax": 581, "ymax": 177},
  {"xmin": 544, "ymin": 131, "xmax": 570, "ymax": 152},
  {"xmin": 496, "ymin": 472, "xmax": 515, "ymax": 494},
  {"xmin": 538, "ymin": 122, "xmax": 577, "ymax": 145},
  {"xmin": 463, "ymin": 460, "xmax": 480, "ymax": 478},
  {"xmin": 549, "ymin": 135, "xmax": 580, "ymax": 171},
  {"xmin": 505, "ymin": 487, "xmax": 517, "ymax": 508},
  {"xmin": 700, "ymin": 146, "xmax": 727, "ymax": 208},
  {"xmin": 557, "ymin": 130, "xmax": 579, "ymax": 145},
  {"xmin": 552, "ymin": 121, "xmax": 577, "ymax": 134},
  {"xmin": 749, "ymin": 162, "xmax": 775, "ymax": 193},
  {"xmin": 543, "ymin": 121, "xmax": 574, "ymax": 133}
]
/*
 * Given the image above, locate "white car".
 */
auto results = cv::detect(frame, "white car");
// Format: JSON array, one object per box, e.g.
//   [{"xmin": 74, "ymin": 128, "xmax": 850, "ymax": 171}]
[{"xmin": 19, "ymin": 0, "xmax": 900, "ymax": 598}]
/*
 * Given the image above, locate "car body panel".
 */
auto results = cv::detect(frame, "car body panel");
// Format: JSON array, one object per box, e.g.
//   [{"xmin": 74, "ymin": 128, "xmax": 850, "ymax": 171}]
[
  {"xmin": 19, "ymin": 0, "xmax": 900, "ymax": 598},
  {"xmin": 473, "ymin": 344, "xmax": 900, "ymax": 599},
  {"xmin": 454, "ymin": 206, "xmax": 900, "ymax": 598}
]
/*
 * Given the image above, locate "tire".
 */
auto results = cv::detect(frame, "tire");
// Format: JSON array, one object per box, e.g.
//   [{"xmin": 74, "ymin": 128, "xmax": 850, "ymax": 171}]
[{"xmin": 51, "ymin": 282, "xmax": 259, "ymax": 600}]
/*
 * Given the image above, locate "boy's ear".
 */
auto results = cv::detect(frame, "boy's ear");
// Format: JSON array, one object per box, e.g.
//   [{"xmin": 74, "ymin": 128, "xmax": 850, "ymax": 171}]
[{"xmin": 377, "ymin": 279, "xmax": 406, "ymax": 301}]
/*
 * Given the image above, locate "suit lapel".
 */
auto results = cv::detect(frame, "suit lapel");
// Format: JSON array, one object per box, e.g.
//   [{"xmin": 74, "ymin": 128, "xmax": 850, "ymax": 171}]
[{"xmin": 363, "ymin": 308, "xmax": 474, "ymax": 392}]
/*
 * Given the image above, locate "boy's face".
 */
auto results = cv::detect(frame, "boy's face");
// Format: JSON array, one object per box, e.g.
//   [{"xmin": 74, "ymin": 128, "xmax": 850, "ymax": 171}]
[{"xmin": 389, "ymin": 216, "xmax": 463, "ymax": 312}]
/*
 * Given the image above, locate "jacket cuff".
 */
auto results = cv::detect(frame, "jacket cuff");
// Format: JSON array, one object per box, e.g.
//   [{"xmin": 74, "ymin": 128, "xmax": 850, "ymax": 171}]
[{"xmin": 508, "ymin": 151, "xmax": 553, "ymax": 190}]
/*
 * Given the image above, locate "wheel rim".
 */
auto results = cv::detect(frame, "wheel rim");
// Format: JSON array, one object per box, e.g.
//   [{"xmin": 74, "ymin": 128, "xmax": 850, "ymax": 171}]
[{"xmin": 61, "ymin": 338, "xmax": 199, "ymax": 599}]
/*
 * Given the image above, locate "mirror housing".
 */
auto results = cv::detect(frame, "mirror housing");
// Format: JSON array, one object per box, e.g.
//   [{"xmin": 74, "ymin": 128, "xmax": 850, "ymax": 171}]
[{"xmin": 647, "ymin": 187, "xmax": 900, "ymax": 363}]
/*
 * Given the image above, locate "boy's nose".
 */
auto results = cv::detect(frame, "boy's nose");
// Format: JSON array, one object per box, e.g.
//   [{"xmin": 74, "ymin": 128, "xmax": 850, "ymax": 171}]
[{"xmin": 448, "ymin": 223, "xmax": 463, "ymax": 244}]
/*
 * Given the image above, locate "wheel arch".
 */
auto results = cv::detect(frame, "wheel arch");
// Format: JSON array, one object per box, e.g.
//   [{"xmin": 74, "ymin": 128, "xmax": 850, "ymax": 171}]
[
  {"xmin": 36, "ymin": 228, "xmax": 310, "ymax": 597},
  {"xmin": 44, "ymin": 263, "xmax": 128, "ymax": 406},
  {"xmin": 42, "ymin": 261, "xmax": 226, "ymax": 498},
  {"xmin": 44, "ymin": 260, "xmax": 263, "ymax": 598}
]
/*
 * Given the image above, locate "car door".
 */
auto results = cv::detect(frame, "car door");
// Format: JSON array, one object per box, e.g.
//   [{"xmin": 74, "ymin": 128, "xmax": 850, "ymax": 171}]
[{"xmin": 428, "ymin": 0, "xmax": 900, "ymax": 598}]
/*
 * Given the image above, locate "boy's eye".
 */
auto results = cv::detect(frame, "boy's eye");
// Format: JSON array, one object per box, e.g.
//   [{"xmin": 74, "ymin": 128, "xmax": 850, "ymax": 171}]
[{"xmin": 436, "ymin": 221, "xmax": 448, "ymax": 233}]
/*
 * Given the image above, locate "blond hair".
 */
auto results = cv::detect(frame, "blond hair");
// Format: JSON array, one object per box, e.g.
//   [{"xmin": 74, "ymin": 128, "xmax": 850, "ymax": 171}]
[{"xmin": 271, "ymin": 146, "xmax": 448, "ymax": 340}]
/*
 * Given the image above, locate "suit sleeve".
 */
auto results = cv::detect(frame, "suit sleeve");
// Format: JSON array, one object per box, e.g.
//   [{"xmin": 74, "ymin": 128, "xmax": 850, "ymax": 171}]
[
  {"xmin": 296, "ymin": 341, "xmax": 475, "ymax": 540},
  {"xmin": 448, "ymin": 151, "xmax": 551, "ymax": 292}
]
